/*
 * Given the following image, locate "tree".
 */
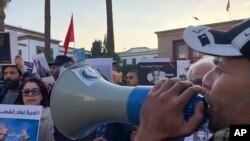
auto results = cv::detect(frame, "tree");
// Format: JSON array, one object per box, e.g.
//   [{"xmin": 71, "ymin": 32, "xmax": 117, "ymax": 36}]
[
  {"xmin": 0, "ymin": 0, "xmax": 11, "ymax": 31},
  {"xmin": 106, "ymin": 0, "xmax": 115, "ymax": 53},
  {"xmin": 91, "ymin": 36, "xmax": 120, "ymax": 62},
  {"xmin": 102, "ymin": 51, "xmax": 120, "ymax": 63},
  {"xmin": 44, "ymin": 0, "xmax": 53, "ymax": 62},
  {"xmin": 91, "ymin": 40, "xmax": 103, "ymax": 58}
]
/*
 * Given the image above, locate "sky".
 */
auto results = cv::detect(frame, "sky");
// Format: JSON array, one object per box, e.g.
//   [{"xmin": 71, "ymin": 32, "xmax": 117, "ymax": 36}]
[{"xmin": 4, "ymin": 0, "xmax": 250, "ymax": 52}]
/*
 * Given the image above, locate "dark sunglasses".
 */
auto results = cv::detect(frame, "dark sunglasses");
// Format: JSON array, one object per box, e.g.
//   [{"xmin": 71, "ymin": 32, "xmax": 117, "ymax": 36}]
[{"xmin": 21, "ymin": 88, "xmax": 41, "ymax": 96}]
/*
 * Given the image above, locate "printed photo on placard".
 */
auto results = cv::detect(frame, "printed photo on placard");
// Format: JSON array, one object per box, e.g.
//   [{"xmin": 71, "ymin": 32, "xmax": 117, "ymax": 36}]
[
  {"xmin": 138, "ymin": 62, "xmax": 177, "ymax": 85},
  {"xmin": 0, "ymin": 104, "xmax": 42, "ymax": 141},
  {"xmin": 24, "ymin": 61, "xmax": 34, "ymax": 74},
  {"xmin": 33, "ymin": 53, "xmax": 55, "ymax": 84},
  {"xmin": 0, "ymin": 32, "xmax": 18, "ymax": 65},
  {"xmin": 177, "ymin": 60, "xmax": 191, "ymax": 80},
  {"xmin": 85, "ymin": 58, "xmax": 113, "ymax": 82}
]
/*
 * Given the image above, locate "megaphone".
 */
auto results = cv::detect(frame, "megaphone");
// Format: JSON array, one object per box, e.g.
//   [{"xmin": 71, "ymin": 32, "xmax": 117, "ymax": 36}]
[{"xmin": 50, "ymin": 64, "xmax": 205, "ymax": 140}]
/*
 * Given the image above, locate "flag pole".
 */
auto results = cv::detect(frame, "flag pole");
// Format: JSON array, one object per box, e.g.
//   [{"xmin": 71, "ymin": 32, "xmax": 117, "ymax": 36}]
[
  {"xmin": 226, "ymin": 0, "xmax": 231, "ymax": 21},
  {"xmin": 228, "ymin": 11, "xmax": 231, "ymax": 21},
  {"xmin": 72, "ymin": 13, "xmax": 76, "ymax": 49}
]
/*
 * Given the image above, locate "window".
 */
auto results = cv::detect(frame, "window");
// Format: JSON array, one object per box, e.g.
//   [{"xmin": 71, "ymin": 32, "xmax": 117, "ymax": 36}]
[
  {"xmin": 36, "ymin": 46, "xmax": 43, "ymax": 54},
  {"xmin": 122, "ymin": 59, "xmax": 127, "ymax": 65},
  {"xmin": 36, "ymin": 46, "xmax": 53, "ymax": 56},
  {"xmin": 18, "ymin": 50, "xmax": 22, "ymax": 56},
  {"xmin": 178, "ymin": 45, "xmax": 186, "ymax": 58},
  {"xmin": 173, "ymin": 40, "xmax": 203, "ymax": 61},
  {"xmin": 173, "ymin": 40, "xmax": 187, "ymax": 60},
  {"xmin": 132, "ymin": 58, "xmax": 136, "ymax": 64},
  {"xmin": 190, "ymin": 49, "xmax": 202, "ymax": 60}
]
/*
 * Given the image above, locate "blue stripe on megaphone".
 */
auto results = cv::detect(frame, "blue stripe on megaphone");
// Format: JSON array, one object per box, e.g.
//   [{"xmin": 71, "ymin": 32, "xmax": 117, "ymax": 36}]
[
  {"xmin": 126, "ymin": 86, "xmax": 207, "ymax": 126},
  {"xmin": 126, "ymin": 86, "xmax": 152, "ymax": 125}
]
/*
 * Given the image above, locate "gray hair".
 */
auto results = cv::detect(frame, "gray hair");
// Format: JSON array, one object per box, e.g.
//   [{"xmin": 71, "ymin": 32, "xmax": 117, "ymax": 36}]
[{"xmin": 186, "ymin": 57, "xmax": 215, "ymax": 81}]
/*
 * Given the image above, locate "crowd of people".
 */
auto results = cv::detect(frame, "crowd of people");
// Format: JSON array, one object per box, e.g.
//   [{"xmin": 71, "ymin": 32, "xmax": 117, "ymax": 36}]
[{"xmin": 1, "ymin": 18, "xmax": 250, "ymax": 141}]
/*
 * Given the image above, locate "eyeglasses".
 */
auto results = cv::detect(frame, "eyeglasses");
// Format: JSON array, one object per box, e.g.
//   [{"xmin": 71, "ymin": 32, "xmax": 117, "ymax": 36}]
[{"xmin": 21, "ymin": 88, "xmax": 41, "ymax": 96}]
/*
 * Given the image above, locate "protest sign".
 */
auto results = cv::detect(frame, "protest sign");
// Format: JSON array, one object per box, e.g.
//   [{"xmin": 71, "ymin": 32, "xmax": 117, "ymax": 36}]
[
  {"xmin": 33, "ymin": 53, "xmax": 55, "ymax": 84},
  {"xmin": 138, "ymin": 62, "xmax": 177, "ymax": 85},
  {"xmin": 85, "ymin": 58, "xmax": 113, "ymax": 82},
  {"xmin": 0, "ymin": 32, "xmax": 18, "ymax": 65},
  {"xmin": 0, "ymin": 104, "xmax": 42, "ymax": 141},
  {"xmin": 73, "ymin": 48, "xmax": 85, "ymax": 63}
]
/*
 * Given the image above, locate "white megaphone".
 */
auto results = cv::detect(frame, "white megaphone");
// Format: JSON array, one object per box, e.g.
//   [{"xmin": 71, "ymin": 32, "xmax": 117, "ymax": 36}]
[{"xmin": 50, "ymin": 64, "xmax": 205, "ymax": 140}]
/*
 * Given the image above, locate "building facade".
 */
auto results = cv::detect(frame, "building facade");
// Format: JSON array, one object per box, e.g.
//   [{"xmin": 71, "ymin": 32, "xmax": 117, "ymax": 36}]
[
  {"xmin": 155, "ymin": 19, "xmax": 244, "ymax": 62},
  {"xmin": 3, "ymin": 19, "xmax": 244, "ymax": 65},
  {"xmin": 118, "ymin": 47, "xmax": 158, "ymax": 65},
  {"xmin": 5, "ymin": 24, "xmax": 75, "ymax": 63}
]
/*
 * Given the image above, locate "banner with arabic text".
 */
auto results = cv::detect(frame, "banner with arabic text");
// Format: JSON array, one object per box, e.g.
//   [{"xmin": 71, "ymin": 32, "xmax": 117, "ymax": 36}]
[{"xmin": 0, "ymin": 104, "xmax": 42, "ymax": 141}]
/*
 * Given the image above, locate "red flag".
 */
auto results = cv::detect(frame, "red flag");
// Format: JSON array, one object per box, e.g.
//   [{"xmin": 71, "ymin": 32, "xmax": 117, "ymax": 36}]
[
  {"xmin": 226, "ymin": 0, "xmax": 230, "ymax": 11},
  {"xmin": 64, "ymin": 15, "xmax": 75, "ymax": 55}
]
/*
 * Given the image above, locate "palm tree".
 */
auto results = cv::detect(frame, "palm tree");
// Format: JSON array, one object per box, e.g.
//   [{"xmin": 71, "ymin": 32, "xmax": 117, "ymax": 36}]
[
  {"xmin": 106, "ymin": 0, "xmax": 115, "ymax": 53},
  {"xmin": 44, "ymin": 0, "xmax": 53, "ymax": 62},
  {"xmin": 0, "ymin": 0, "xmax": 11, "ymax": 31}
]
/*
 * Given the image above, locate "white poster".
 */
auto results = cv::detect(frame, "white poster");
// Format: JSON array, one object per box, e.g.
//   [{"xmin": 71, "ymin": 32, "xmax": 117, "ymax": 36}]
[
  {"xmin": 85, "ymin": 58, "xmax": 113, "ymax": 82},
  {"xmin": 33, "ymin": 53, "xmax": 55, "ymax": 84},
  {"xmin": 0, "ymin": 104, "xmax": 42, "ymax": 141},
  {"xmin": 0, "ymin": 31, "xmax": 18, "ymax": 65},
  {"xmin": 177, "ymin": 60, "xmax": 191, "ymax": 80}
]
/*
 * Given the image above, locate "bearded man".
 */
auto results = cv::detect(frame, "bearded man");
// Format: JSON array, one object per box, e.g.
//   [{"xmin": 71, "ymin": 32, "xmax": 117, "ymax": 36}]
[{"xmin": 0, "ymin": 55, "xmax": 31, "ymax": 104}]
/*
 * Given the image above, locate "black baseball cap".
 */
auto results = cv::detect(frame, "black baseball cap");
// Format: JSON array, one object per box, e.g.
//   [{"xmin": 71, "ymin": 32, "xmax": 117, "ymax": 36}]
[{"xmin": 49, "ymin": 55, "xmax": 72, "ymax": 66}]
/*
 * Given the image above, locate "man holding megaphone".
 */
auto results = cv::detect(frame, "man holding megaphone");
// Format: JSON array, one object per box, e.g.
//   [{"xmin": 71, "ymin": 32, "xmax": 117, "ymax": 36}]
[{"xmin": 135, "ymin": 18, "xmax": 250, "ymax": 141}]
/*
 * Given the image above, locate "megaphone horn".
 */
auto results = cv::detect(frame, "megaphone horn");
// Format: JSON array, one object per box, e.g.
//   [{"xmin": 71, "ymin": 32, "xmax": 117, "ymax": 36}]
[{"xmin": 50, "ymin": 64, "xmax": 205, "ymax": 140}]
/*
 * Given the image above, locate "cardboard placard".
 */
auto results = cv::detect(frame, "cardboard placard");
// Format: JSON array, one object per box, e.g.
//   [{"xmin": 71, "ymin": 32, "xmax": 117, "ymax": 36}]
[{"xmin": 0, "ymin": 31, "xmax": 18, "ymax": 65}]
